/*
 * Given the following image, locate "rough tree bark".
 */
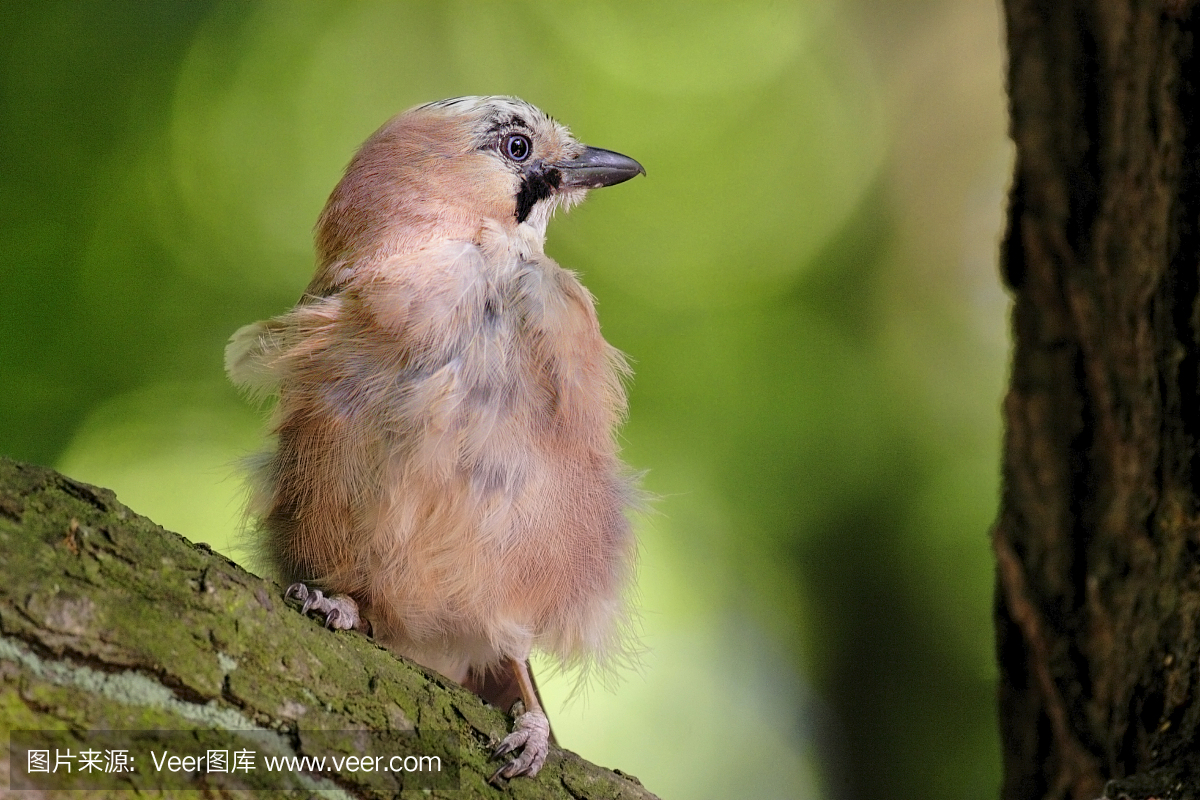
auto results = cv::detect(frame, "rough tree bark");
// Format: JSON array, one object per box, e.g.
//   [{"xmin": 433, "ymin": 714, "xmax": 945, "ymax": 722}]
[
  {"xmin": 996, "ymin": 1, "xmax": 1200, "ymax": 799},
  {"xmin": 0, "ymin": 456, "xmax": 658, "ymax": 799}
]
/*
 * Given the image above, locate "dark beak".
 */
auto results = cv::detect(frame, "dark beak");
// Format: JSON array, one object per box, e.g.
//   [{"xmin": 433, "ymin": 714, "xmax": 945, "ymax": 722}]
[{"xmin": 557, "ymin": 146, "xmax": 646, "ymax": 189}]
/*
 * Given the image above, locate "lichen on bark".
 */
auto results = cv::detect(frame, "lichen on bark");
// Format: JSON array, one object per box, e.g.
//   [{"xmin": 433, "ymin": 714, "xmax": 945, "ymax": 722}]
[{"xmin": 0, "ymin": 456, "xmax": 658, "ymax": 799}]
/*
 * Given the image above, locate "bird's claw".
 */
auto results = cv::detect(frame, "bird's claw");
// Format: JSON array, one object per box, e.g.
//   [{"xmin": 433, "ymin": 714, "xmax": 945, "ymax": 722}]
[
  {"xmin": 489, "ymin": 708, "xmax": 550, "ymax": 783},
  {"xmin": 284, "ymin": 583, "xmax": 360, "ymax": 631}
]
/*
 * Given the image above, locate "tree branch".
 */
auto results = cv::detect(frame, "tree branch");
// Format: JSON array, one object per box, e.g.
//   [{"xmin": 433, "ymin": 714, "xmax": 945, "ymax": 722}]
[{"xmin": 0, "ymin": 456, "xmax": 658, "ymax": 799}]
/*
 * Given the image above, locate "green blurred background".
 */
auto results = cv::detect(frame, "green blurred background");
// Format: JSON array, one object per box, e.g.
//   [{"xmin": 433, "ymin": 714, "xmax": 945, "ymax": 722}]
[{"xmin": 0, "ymin": 1, "xmax": 1011, "ymax": 798}]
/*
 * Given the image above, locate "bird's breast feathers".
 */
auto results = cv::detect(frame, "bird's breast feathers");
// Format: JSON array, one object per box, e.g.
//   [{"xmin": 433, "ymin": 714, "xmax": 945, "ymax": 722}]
[
  {"xmin": 358, "ymin": 236, "xmax": 628, "ymax": 451},
  {"xmin": 229, "ymin": 236, "xmax": 628, "ymax": 458}
]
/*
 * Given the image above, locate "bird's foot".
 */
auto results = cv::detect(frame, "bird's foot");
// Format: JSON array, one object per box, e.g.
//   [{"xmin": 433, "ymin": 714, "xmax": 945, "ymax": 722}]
[
  {"xmin": 284, "ymin": 583, "xmax": 362, "ymax": 631},
  {"xmin": 489, "ymin": 703, "xmax": 550, "ymax": 782}
]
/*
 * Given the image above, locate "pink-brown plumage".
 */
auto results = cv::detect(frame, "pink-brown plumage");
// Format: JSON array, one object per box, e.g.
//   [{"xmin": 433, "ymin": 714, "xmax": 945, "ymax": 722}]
[{"xmin": 227, "ymin": 96, "xmax": 643, "ymax": 779}]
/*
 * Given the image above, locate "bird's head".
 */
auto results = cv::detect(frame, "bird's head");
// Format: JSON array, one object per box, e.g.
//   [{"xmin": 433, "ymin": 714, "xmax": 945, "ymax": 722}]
[{"xmin": 315, "ymin": 96, "xmax": 644, "ymax": 271}]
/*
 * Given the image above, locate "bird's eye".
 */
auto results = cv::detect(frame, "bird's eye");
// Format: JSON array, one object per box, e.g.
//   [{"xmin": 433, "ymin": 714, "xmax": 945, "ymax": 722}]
[{"xmin": 502, "ymin": 133, "xmax": 532, "ymax": 162}]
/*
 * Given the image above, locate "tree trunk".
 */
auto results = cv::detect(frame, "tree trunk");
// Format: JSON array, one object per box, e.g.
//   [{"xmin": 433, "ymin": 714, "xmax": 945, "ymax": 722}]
[
  {"xmin": 996, "ymin": 2, "xmax": 1200, "ymax": 799},
  {"xmin": 0, "ymin": 456, "xmax": 657, "ymax": 799}
]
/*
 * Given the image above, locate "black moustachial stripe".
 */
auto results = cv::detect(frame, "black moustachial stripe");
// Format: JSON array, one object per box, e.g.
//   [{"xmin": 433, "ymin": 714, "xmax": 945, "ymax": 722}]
[{"xmin": 514, "ymin": 167, "xmax": 562, "ymax": 224}]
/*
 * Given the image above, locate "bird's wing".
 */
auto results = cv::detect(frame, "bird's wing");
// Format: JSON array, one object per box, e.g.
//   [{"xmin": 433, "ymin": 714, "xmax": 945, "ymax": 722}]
[{"xmin": 224, "ymin": 294, "xmax": 345, "ymax": 402}]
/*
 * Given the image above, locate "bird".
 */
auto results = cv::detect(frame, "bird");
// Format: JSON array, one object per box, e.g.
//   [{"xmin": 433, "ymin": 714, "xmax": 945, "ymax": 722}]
[{"xmin": 225, "ymin": 96, "xmax": 644, "ymax": 780}]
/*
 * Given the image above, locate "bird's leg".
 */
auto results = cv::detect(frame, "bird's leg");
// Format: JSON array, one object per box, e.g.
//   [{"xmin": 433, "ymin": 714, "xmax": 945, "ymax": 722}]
[
  {"xmin": 284, "ymin": 583, "xmax": 368, "ymax": 633},
  {"xmin": 489, "ymin": 658, "xmax": 551, "ymax": 781}
]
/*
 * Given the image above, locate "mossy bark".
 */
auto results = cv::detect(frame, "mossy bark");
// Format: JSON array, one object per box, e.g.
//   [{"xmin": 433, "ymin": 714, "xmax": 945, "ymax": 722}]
[
  {"xmin": 0, "ymin": 456, "xmax": 658, "ymax": 799},
  {"xmin": 997, "ymin": 2, "xmax": 1200, "ymax": 799}
]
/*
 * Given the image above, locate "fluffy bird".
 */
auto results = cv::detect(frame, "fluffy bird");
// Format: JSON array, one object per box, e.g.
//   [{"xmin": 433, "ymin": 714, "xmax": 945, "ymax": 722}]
[{"xmin": 226, "ymin": 96, "xmax": 644, "ymax": 780}]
